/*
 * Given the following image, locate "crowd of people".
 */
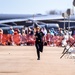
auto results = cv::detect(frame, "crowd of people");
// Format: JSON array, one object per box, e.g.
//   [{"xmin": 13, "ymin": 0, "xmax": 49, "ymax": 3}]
[{"xmin": 0, "ymin": 26, "xmax": 75, "ymax": 47}]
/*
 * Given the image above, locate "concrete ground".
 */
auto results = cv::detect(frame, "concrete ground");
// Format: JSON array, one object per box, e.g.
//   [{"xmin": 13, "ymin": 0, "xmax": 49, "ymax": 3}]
[{"xmin": 0, "ymin": 46, "xmax": 75, "ymax": 75}]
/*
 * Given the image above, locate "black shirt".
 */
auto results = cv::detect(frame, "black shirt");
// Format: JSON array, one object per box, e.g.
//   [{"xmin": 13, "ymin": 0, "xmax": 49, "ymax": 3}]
[{"xmin": 35, "ymin": 31, "xmax": 44, "ymax": 43}]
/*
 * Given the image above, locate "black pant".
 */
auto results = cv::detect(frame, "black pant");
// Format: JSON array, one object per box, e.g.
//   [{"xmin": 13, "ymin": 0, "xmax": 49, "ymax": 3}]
[{"xmin": 35, "ymin": 42, "xmax": 43, "ymax": 59}]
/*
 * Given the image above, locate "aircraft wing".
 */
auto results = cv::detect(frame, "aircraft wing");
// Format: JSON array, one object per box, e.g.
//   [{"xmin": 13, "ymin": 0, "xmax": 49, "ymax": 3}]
[
  {"xmin": 30, "ymin": 15, "xmax": 64, "ymax": 21},
  {"xmin": 0, "ymin": 18, "xmax": 28, "ymax": 24},
  {"xmin": 0, "ymin": 14, "xmax": 64, "ymax": 24}
]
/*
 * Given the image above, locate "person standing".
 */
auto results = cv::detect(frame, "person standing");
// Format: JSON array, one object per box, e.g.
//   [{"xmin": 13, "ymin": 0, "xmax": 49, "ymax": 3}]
[
  {"xmin": 7, "ymin": 26, "xmax": 14, "ymax": 45},
  {"xmin": 34, "ymin": 26, "xmax": 44, "ymax": 60},
  {"xmin": 0, "ymin": 28, "xmax": 3, "ymax": 45},
  {"xmin": 8, "ymin": 26, "xmax": 14, "ymax": 35}
]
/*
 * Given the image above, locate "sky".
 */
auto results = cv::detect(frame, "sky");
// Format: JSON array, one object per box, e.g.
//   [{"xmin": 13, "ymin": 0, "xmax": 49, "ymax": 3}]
[{"xmin": 0, "ymin": 0, "xmax": 74, "ymax": 14}]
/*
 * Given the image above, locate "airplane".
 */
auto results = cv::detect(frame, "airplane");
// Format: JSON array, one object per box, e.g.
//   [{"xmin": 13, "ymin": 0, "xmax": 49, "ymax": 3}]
[
  {"xmin": 0, "ymin": 14, "xmax": 64, "ymax": 24},
  {"xmin": 0, "ymin": 14, "xmax": 75, "ymax": 30},
  {"xmin": 0, "ymin": 14, "xmax": 65, "ymax": 30},
  {"xmin": 0, "ymin": 14, "xmax": 64, "ymax": 28}
]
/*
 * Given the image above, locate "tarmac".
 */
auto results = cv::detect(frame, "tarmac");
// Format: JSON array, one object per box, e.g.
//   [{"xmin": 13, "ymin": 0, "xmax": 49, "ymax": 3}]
[{"xmin": 0, "ymin": 46, "xmax": 75, "ymax": 75}]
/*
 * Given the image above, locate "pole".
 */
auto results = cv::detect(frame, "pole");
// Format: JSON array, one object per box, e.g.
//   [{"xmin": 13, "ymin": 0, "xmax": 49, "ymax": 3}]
[
  {"xmin": 68, "ymin": 16, "xmax": 70, "ymax": 30},
  {"xmin": 72, "ymin": 5, "xmax": 74, "ymax": 15},
  {"xmin": 73, "ymin": 0, "xmax": 75, "ymax": 15},
  {"xmin": 62, "ymin": 13, "xmax": 66, "ymax": 30},
  {"xmin": 64, "ymin": 16, "xmax": 65, "ymax": 30}
]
